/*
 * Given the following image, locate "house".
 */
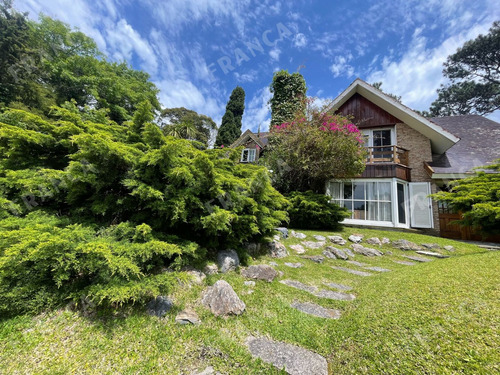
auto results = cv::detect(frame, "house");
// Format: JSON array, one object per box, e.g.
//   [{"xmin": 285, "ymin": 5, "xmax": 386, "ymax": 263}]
[
  {"xmin": 230, "ymin": 129, "xmax": 269, "ymax": 163},
  {"xmin": 231, "ymin": 79, "xmax": 500, "ymax": 238}
]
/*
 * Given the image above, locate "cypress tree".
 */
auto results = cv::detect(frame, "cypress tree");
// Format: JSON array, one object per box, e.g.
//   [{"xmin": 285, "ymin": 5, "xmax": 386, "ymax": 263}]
[
  {"xmin": 269, "ymin": 70, "xmax": 307, "ymax": 127},
  {"xmin": 215, "ymin": 86, "xmax": 245, "ymax": 147}
]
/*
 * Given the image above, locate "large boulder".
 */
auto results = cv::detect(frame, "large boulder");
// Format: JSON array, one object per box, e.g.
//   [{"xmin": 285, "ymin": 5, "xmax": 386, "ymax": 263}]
[
  {"xmin": 201, "ymin": 280, "xmax": 246, "ymax": 317},
  {"xmin": 365, "ymin": 237, "xmax": 382, "ymax": 246},
  {"xmin": 241, "ymin": 265, "xmax": 278, "ymax": 282},
  {"xmin": 146, "ymin": 296, "xmax": 173, "ymax": 317},
  {"xmin": 348, "ymin": 234, "xmax": 363, "ymax": 243},
  {"xmin": 392, "ymin": 239, "xmax": 422, "ymax": 251},
  {"xmin": 268, "ymin": 240, "xmax": 288, "ymax": 258},
  {"xmin": 217, "ymin": 249, "xmax": 240, "ymax": 273}
]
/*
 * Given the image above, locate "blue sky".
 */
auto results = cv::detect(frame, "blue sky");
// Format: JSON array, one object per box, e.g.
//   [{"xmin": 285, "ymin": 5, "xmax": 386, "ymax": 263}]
[{"xmin": 16, "ymin": 0, "xmax": 500, "ymax": 130}]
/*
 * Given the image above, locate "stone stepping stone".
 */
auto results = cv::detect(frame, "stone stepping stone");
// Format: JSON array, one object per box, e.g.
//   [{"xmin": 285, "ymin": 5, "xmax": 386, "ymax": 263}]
[
  {"xmin": 291, "ymin": 301, "xmax": 341, "ymax": 319},
  {"xmin": 301, "ymin": 255, "xmax": 324, "ymax": 263},
  {"xmin": 301, "ymin": 241, "xmax": 325, "ymax": 249},
  {"xmin": 289, "ymin": 244, "xmax": 306, "ymax": 254},
  {"xmin": 285, "ymin": 262, "xmax": 303, "ymax": 268},
  {"xmin": 392, "ymin": 260, "xmax": 417, "ymax": 266},
  {"xmin": 247, "ymin": 337, "xmax": 328, "ymax": 375},
  {"xmin": 323, "ymin": 282, "xmax": 353, "ymax": 291},
  {"xmin": 241, "ymin": 264, "xmax": 278, "ymax": 282},
  {"xmin": 331, "ymin": 266, "xmax": 372, "ymax": 277},
  {"xmin": 364, "ymin": 266, "xmax": 391, "ymax": 272},
  {"xmin": 280, "ymin": 279, "xmax": 355, "ymax": 300},
  {"xmin": 313, "ymin": 235, "xmax": 326, "ymax": 241},
  {"xmin": 291, "ymin": 230, "xmax": 307, "ymax": 239},
  {"xmin": 401, "ymin": 255, "xmax": 433, "ymax": 263},
  {"xmin": 346, "ymin": 260, "xmax": 367, "ymax": 267},
  {"xmin": 416, "ymin": 250, "xmax": 449, "ymax": 259}
]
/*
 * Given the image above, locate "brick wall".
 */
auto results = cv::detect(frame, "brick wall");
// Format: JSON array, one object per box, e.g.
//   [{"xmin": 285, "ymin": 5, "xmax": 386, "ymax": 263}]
[{"xmin": 396, "ymin": 123, "xmax": 440, "ymax": 233}]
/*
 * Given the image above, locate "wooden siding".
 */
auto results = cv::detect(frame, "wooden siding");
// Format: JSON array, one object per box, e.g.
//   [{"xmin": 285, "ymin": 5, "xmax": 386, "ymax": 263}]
[
  {"xmin": 359, "ymin": 164, "xmax": 411, "ymax": 180},
  {"xmin": 337, "ymin": 93, "xmax": 402, "ymax": 128}
]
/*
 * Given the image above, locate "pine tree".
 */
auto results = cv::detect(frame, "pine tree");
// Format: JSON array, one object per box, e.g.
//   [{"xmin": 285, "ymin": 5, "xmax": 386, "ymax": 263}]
[{"xmin": 215, "ymin": 86, "xmax": 245, "ymax": 147}]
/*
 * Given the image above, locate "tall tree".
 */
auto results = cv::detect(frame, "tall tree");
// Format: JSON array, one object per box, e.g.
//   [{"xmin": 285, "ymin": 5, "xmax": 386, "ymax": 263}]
[
  {"xmin": 215, "ymin": 86, "xmax": 245, "ymax": 147},
  {"xmin": 430, "ymin": 21, "xmax": 500, "ymax": 116},
  {"xmin": 269, "ymin": 70, "xmax": 307, "ymax": 127},
  {"xmin": 372, "ymin": 82, "xmax": 402, "ymax": 103},
  {"xmin": 159, "ymin": 107, "xmax": 216, "ymax": 148}
]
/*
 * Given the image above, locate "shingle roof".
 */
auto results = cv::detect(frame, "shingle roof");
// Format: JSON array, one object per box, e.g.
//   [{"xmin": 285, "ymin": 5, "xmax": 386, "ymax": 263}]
[{"xmin": 429, "ymin": 115, "xmax": 500, "ymax": 174}]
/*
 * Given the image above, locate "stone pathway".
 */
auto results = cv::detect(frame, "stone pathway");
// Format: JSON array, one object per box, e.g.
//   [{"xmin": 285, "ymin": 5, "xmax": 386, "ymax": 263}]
[
  {"xmin": 280, "ymin": 279, "xmax": 356, "ymax": 300},
  {"xmin": 392, "ymin": 260, "xmax": 417, "ymax": 266},
  {"xmin": 331, "ymin": 266, "xmax": 373, "ymax": 277},
  {"xmin": 247, "ymin": 337, "xmax": 328, "ymax": 375},
  {"xmin": 416, "ymin": 250, "xmax": 449, "ymax": 259},
  {"xmin": 323, "ymin": 282, "xmax": 353, "ymax": 291},
  {"xmin": 364, "ymin": 266, "xmax": 391, "ymax": 272},
  {"xmin": 291, "ymin": 301, "xmax": 341, "ymax": 319},
  {"xmin": 347, "ymin": 260, "xmax": 367, "ymax": 267},
  {"xmin": 401, "ymin": 254, "xmax": 433, "ymax": 263},
  {"xmin": 284, "ymin": 262, "xmax": 303, "ymax": 268}
]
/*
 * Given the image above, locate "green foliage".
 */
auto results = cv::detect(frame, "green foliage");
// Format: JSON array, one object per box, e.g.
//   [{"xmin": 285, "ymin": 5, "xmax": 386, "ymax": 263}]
[
  {"xmin": 431, "ymin": 159, "xmax": 500, "ymax": 235},
  {"xmin": 287, "ymin": 191, "xmax": 349, "ymax": 230},
  {"xmin": 269, "ymin": 70, "xmax": 307, "ymax": 127},
  {"xmin": 160, "ymin": 107, "xmax": 217, "ymax": 148},
  {"xmin": 263, "ymin": 101, "xmax": 367, "ymax": 193},
  {"xmin": 430, "ymin": 21, "xmax": 500, "ymax": 116},
  {"xmin": 215, "ymin": 86, "xmax": 245, "ymax": 147},
  {"xmin": 0, "ymin": 212, "xmax": 194, "ymax": 316}
]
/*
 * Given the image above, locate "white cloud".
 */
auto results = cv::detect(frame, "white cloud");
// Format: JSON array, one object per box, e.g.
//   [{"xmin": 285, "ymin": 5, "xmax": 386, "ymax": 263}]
[
  {"xmin": 366, "ymin": 22, "xmax": 495, "ymax": 111},
  {"xmin": 242, "ymin": 87, "xmax": 272, "ymax": 132},
  {"xmin": 234, "ymin": 70, "xmax": 259, "ymax": 83},
  {"xmin": 293, "ymin": 33, "xmax": 307, "ymax": 48},
  {"xmin": 269, "ymin": 47, "xmax": 281, "ymax": 62},
  {"xmin": 330, "ymin": 55, "xmax": 355, "ymax": 78}
]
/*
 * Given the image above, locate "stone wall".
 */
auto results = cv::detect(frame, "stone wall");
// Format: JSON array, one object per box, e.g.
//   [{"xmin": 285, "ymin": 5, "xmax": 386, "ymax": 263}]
[{"xmin": 396, "ymin": 123, "xmax": 440, "ymax": 233}]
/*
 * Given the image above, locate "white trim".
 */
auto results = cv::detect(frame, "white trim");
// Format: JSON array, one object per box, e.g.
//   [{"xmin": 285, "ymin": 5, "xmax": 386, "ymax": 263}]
[
  {"xmin": 240, "ymin": 148, "xmax": 256, "ymax": 162},
  {"xmin": 329, "ymin": 79, "xmax": 460, "ymax": 154}
]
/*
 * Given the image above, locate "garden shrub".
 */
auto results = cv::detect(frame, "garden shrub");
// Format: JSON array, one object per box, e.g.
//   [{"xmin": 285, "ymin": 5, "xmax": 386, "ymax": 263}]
[{"xmin": 287, "ymin": 191, "xmax": 349, "ymax": 230}]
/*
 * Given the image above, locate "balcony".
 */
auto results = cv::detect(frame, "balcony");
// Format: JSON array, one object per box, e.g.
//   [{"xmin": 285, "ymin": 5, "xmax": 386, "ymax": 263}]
[
  {"xmin": 360, "ymin": 145, "xmax": 411, "ymax": 181},
  {"xmin": 366, "ymin": 145, "xmax": 409, "ymax": 166}
]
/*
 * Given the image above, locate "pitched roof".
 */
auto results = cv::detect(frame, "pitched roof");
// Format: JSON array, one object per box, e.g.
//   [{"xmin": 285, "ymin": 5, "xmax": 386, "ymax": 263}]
[
  {"xmin": 329, "ymin": 78, "xmax": 460, "ymax": 154},
  {"xmin": 230, "ymin": 129, "xmax": 267, "ymax": 148},
  {"xmin": 428, "ymin": 115, "xmax": 500, "ymax": 175}
]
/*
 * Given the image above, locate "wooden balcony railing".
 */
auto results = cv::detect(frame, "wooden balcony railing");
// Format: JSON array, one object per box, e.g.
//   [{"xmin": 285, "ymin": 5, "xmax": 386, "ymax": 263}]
[{"xmin": 366, "ymin": 145, "xmax": 409, "ymax": 166}]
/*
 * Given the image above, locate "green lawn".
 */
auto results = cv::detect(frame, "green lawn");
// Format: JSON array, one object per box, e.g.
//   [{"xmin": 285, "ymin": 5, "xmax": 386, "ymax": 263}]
[{"xmin": 1, "ymin": 227, "xmax": 499, "ymax": 374}]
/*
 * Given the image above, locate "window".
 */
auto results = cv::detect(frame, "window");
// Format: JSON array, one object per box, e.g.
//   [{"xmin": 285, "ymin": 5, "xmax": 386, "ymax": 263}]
[
  {"xmin": 241, "ymin": 148, "xmax": 256, "ymax": 162},
  {"xmin": 362, "ymin": 128, "xmax": 395, "ymax": 160},
  {"xmin": 328, "ymin": 181, "xmax": 393, "ymax": 222}
]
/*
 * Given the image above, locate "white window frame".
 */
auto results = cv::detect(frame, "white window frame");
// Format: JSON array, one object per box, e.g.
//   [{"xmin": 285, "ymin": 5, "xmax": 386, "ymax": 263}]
[
  {"xmin": 241, "ymin": 148, "xmax": 256, "ymax": 163},
  {"xmin": 361, "ymin": 127, "xmax": 396, "ymax": 147}
]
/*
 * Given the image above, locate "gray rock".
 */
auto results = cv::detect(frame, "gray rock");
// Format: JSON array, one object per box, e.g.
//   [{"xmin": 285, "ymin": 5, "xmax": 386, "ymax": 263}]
[
  {"xmin": 275, "ymin": 227, "xmax": 288, "ymax": 239},
  {"xmin": 348, "ymin": 234, "xmax": 363, "ymax": 243},
  {"xmin": 332, "ymin": 266, "xmax": 373, "ymax": 277},
  {"xmin": 241, "ymin": 264, "xmax": 278, "ymax": 282},
  {"xmin": 366, "ymin": 237, "xmax": 382, "ymax": 246},
  {"xmin": 247, "ymin": 337, "xmax": 328, "ymax": 375},
  {"xmin": 322, "ymin": 249, "xmax": 336, "ymax": 259},
  {"xmin": 146, "ymin": 296, "xmax": 173, "ymax": 317},
  {"xmin": 301, "ymin": 241, "xmax": 325, "ymax": 249},
  {"xmin": 201, "ymin": 280, "xmax": 246, "ymax": 317},
  {"xmin": 401, "ymin": 255, "xmax": 433, "ymax": 263},
  {"xmin": 280, "ymin": 279, "xmax": 355, "ymax": 300},
  {"xmin": 273, "ymin": 234, "xmax": 281, "ymax": 242},
  {"xmin": 416, "ymin": 250, "xmax": 449, "ymax": 259},
  {"xmin": 289, "ymin": 244, "xmax": 306, "ymax": 254},
  {"xmin": 175, "ymin": 309, "xmax": 200, "ymax": 325},
  {"xmin": 381, "ymin": 237, "xmax": 391, "ymax": 245},
  {"xmin": 343, "ymin": 248, "xmax": 355, "ymax": 258},
  {"xmin": 392, "ymin": 260, "xmax": 417, "ymax": 266},
  {"xmin": 291, "ymin": 230, "xmax": 307, "ymax": 239},
  {"xmin": 217, "ymin": 249, "xmax": 239, "ymax": 273},
  {"xmin": 193, "ymin": 366, "xmax": 215, "ymax": 375},
  {"xmin": 351, "ymin": 243, "xmax": 383, "ymax": 257},
  {"xmin": 326, "ymin": 246, "xmax": 348, "ymax": 260},
  {"xmin": 421, "ymin": 243, "xmax": 441, "ymax": 250},
  {"xmin": 444, "ymin": 245, "xmax": 455, "ymax": 252},
  {"xmin": 284, "ymin": 262, "xmax": 303, "ymax": 268},
  {"xmin": 186, "ymin": 269, "xmax": 206, "ymax": 285},
  {"xmin": 313, "ymin": 235, "xmax": 326, "ymax": 241},
  {"xmin": 244, "ymin": 281, "xmax": 256, "ymax": 287},
  {"xmin": 364, "ymin": 266, "xmax": 391, "ymax": 272},
  {"xmin": 203, "ymin": 264, "xmax": 218, "ymax": 275},
  {"xmin": 392, "ymin": 239, "xmax": 422, "ymax": 251},
  {"xmin": 268, "ymin": 241, "xmax": 289, "ymax": 258},
  {"xmin": 347, "ymin": 260, "xmax": 367, "ymax": 267},
  {"xmin": 244, "ymin": 242, "xmax": 261, "ymax": 256},
  {"xmin": 291, "ymin": 301, "xmax": 341, "ymax": 319},
  {"xmin": 323, "ymin": 282, "xmax": 353, "ymax": 291},
  {"xmin": 328, "ymin": 235, "xmax": 347, "ymax": 245},
  {"xmin": 269, "ymin": 261, "xmax": 278, "ymax": 266},
  {"xmin": 301, "ymin": 255, "xmax": 324, "ymax": 263}
]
